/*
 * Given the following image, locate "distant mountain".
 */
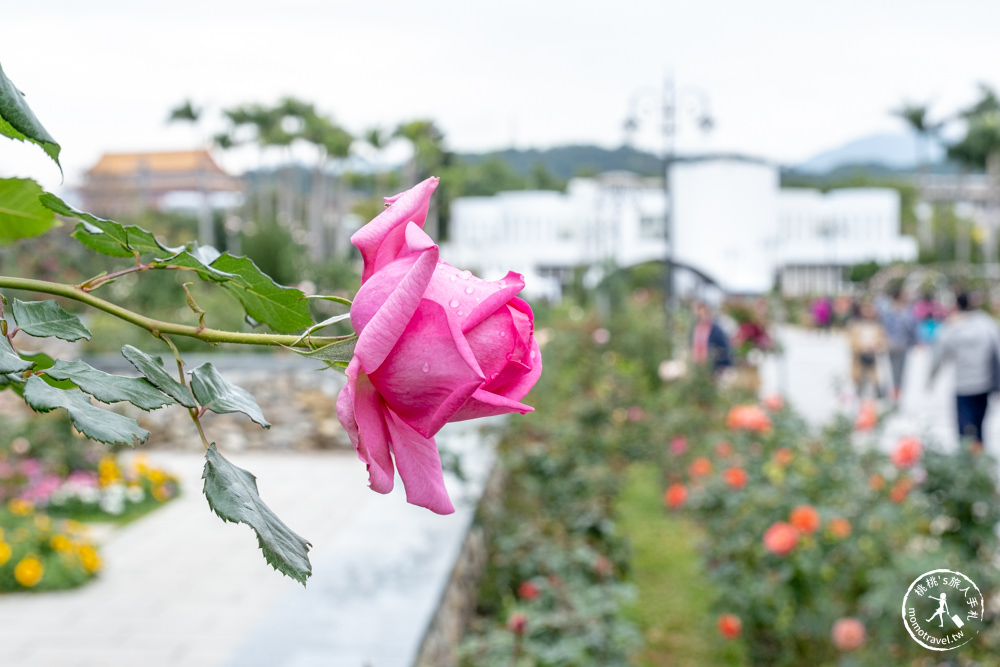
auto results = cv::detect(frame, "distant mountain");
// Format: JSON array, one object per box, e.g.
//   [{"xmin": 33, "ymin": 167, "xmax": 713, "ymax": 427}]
[
  {"xmin": 795, "ymin": 132, "xmax": 945, "ymax": 174},
  {"xmin": 457, "ymin": 144, "xmax": 663, "ymax": 180}
]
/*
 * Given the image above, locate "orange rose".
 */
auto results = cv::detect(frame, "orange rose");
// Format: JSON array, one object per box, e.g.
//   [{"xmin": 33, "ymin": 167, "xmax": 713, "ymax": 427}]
[
  {"xmin": 789, "ymin": 505, "xmax": 821, "ymax": 534},
  {"xmin": 774, "ymin": 448, "xmax": 794, "ymax": 467},
  {"xmin": 829, "ymin": 517, "xmax": 851, "ymax": 539},
  {"xmin": 664, "ymin": 484, "xmax": 688, "ymax": 509},
  {"xmin": 763, "ymin": 521, "xmax": 799, "ymax": 556},
  {"xmin": 723, "ymin": 467, "xmax": 748, "ymax": 490},
  {"xmin": 891, "ymin": 436, "xmax": 922, "ymax": 468},
  {"xmin": 763, "ymin": 394, "xmax": 785, "ymax": 411},
  {"xmin": 727, "ymin": 405, "xmax": 773, "ymax": 433},
  {"xmin": 889, "ymin": 478, "xmax": 913, "ymax": 504},
  {"xmin": 868, "ymin": 473, "xmax": 885, "ymax": 491},
  {"xmin": 689, "ymin": 457, "xmax": 713, "ymax": 477},
  {"xmin": 715, "ymin": 440, "xmax": 735, "ymax": 458},
  {"xmin": 831, "ymin": 617, "xmax": 866, "ymax": 652},
  {"xmin": 717, "ymin": 613, "xmax": 742, "ymax": 639},
  {"xmin": 855, "ymin": 401, "xmax": 878, "ymax": 431}
]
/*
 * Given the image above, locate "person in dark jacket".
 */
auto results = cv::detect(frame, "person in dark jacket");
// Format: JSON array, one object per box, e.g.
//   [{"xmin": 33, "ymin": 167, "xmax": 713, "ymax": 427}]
[{"xmin": 691, "ymin": 300, "xmax": 732, "ymax": 375}]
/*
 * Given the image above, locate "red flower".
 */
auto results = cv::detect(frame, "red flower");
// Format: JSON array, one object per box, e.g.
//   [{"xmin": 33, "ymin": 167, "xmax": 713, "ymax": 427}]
[
  {"xmin": 891, "ymin": 436, "xmax": 922, "ymax": 468},
  {"xmin": 789, "ymin": 505, "xmax": 821, "ymax": 534},
  {"xmin": 723, "ymin": 467, "xmax": 748, "ymax": 490},
  {"xmin": 889, "ymin": 477, "xmax": 913, "ymax": 504},
  {"xmin": 831, "ymin": 617, "xmax": 866, "ymax": 652},
  {"xmin": 507, "ymin": 612, "xmax": 528, "ymax": 636},
  {"xmin": 689, "ymin": 457, "xmax": 713, "ymax": 477},
  {"xmin": 763, "ymin": 521, "xmax": 800, "ymax": 556},
  {"xmin": 774, "ymin": 448, "xmax": 794, "ymax": 467},
  {"xmin": 664, "ymin": 483, "xmax": 688, "ymax": 508},
  {"xmin": 669, "ymin": 435, "xmax": 688, "ymax": 456},
  {"xmin": 717, "ymin": 613, "xmax": 742, "ymax": 639},
  {"xmin": 517, "ymin": 581, "xmax": 540, "ymax": 601}
]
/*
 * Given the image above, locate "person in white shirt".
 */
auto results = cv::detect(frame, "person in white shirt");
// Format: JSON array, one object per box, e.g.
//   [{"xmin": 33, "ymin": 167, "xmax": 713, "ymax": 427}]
[{"xmin": 928, "ymin": 292, "xmax": 1000, "ymax": 446}]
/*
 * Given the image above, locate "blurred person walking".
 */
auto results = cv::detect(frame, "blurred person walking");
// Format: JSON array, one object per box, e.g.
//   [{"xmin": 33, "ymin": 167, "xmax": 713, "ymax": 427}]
[
  {"xmin": 847, "ymin": 301, "xmax": 888, "ymax": 400},
  {"xmin": 691, "ymin": 300, "xmax": 732, "ymax": 377},
  {"xmin": 928, "ymin": 292, "xmax": 1000, "ymax": 446},
  {"xmin": 877, "ymin": 287, "xmax": 918, "ymax": 402}
]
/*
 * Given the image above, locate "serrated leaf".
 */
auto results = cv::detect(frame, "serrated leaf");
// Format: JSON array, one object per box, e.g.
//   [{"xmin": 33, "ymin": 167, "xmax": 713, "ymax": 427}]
[
  {"xmin": 22, "ymin": 376, "xmax": 149, "ymax": 446},
  {"xmin": 12, "ymin": 298, "xmax": 91, "ymax": 341},
  {"xmin": 202, "ymin": 444, "xmax": 312, "ymax": 585},
  {"xmin": 41, "ymin": 193, "xmax": 180, "ymax": 258},
  {"xmin": 290, "ymin": 336, "xmax": 357, "ymax": 366},
  {"xmin": 19, "ymin": 350, "xmax": 74, "ymax": 389},
  {"xmin": 151, "ymin": 247, "xmax": 238, "ymax": 283},
  {"xmin": 44, "ymin": 359, "xmax": 175, "ymax": 410},
  {"xmin": 120, "ymin": 345, "xmax": 197, "ymax": 408},
  {"xmin": 0, "ymin": 336, "xmax": 31, "ymax": 373},
  {"xmin": 190, "ymin": 362, "xmax": 270, "ymax": 428},
  {"xmin": 0, "ymin": 178, "xmax": 57, "ymax": 245},
  {"xmin": 0, "ymin": 63, "xmax": 61, "ymax": 172},
  {"xmin": 210, "ymin": 254, "xmax": 312, "ymax": 334}
]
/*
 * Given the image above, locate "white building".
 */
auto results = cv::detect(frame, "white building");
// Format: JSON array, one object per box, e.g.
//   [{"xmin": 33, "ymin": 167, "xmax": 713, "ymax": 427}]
[
  {"xmin": 444, "ymin": 172, "xmax": 666, "ymax": 301},
  {"xmin": 444, "ymin": 156, "xmax": 918, "ymax": 300}
]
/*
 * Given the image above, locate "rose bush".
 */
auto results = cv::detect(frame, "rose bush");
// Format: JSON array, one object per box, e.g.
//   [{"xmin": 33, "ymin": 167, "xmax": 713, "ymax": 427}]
[{"xmin": 337, "ymin": 177, "xmax": 542, "ymax": 514}]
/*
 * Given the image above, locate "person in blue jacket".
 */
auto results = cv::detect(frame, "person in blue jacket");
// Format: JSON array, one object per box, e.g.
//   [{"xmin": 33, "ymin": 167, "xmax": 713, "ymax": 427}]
[{"xmin": 691, "ymin": 300, "xmax": 732, "ymax": 376}]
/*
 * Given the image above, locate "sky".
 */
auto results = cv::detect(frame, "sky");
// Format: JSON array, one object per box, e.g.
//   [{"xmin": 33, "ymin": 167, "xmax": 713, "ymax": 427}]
[{"xmin": 2, "ymin": 0, "xmax": 999, "ymax": 192}]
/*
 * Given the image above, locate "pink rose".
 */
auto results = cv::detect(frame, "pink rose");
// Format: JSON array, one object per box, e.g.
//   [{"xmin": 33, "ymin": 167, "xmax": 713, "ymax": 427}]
[{"xmin": 337, "ymin": 177, "xmax": 542, "ymax": 514}]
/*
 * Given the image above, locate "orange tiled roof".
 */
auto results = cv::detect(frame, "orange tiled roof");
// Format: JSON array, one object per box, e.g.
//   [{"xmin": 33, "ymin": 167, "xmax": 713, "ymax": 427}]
[{"xmin": 87, "ymin": 150, "xmax": 230, "ymax": 176}]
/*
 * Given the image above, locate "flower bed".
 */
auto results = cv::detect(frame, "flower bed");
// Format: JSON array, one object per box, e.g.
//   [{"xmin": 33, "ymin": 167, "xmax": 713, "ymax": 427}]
[
  {"xmin": 0, "ymin": 500, "xmax": 101, "ymax": 592},
  {"xmin": 666, "ymin": 400, "xmax": 1000, "ymax": 664}
]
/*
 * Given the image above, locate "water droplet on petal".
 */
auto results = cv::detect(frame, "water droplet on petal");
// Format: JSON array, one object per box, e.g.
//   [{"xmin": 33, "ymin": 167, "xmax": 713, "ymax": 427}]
[
  {"xmin": 422, "ymin": 363, "xmax": 430, "ymax": 373},
  {"xmin": 530, "ymin": 350, "xmax": 536, "ymax": 359},
  {"xmin": 459, "ymin": 270, "xmax": 471, "ymax": 280},
  {"xmin": 499, "ymin": 331, "xmax": 506, "ymax": 338},
  {"xmin": 457, "ymin": 310, "xmax": 464, "ymax": 316},
  {"xmin": 450, "ymin": 275, "xmax": 457, "ymax": 282},
  {"xmin": 464, "ymin": 286, "xmax": 474, "ymax": 294},
  {"xmin": 449, "ymin": 299, "xmax": 460, "ymax": 308}
]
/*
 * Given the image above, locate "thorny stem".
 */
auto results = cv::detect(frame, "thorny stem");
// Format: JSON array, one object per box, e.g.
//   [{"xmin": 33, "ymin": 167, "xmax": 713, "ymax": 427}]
[{"xmin": 0, "ymin": 275, "xmax": 351, "ymax": 349}]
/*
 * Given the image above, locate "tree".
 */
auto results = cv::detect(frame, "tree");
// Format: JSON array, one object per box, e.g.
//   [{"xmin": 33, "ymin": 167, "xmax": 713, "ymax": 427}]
[
  {"xmin": 892, "ymin": 101, "xmax": 942, "ymax": 251},
  {"xmin": 948, "ymin": 85, "xmax": 1000, "ymax": 263},
  {"xmin": 394, "ymin": 119, "xmax": 449, "ymax": 238}
]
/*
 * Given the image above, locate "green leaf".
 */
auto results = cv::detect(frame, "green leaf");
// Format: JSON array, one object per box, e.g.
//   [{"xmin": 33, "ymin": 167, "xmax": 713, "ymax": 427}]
[
  {"xmin": 44, "ymin": 359, "xmax": 175, "ymax": 411},
  {"xmin": 19, "ymin": 350, "xmax": 74, "ymax": 389},
  {"xmin": 0, "ymin": 178, "xmax": 57, "ymax": 245},
  {"xmin": 289, "ymin": 336, "xmax": 357, "ymax": 367},
  {"xmin": 202, "ymin": 444, "xmax": 312, "ymax": 585},
  {"xmin": 210, "ymin": 254, "xmax": 312, "ymax": 334},
  {"xmin": 190, "ymin": 362, "xmax": 270, "ymax": 428},
  {"xmin": 0, "ymin": 336, "xmax": 31, "ymax": 373},
  {"xmin": 12, "ymin": 298, "xmax": 91, "ymax": 341},
  {"xmin": 22, "ymin": 376, "xmax": 149, "ymax": 446},
  {"xmin": 41, "ymin": 193, "xmax": 180, "ymax": 258},
  {"xmin": 0, "ymin": 62, "xmax": 61, "ymax": 172},
  {"xmin": 151, "ymin": 246, "xmax": 238, "ymax": 283},
  {"xmin": 120, "ymin": 345, "xmax": 197, "ymax": 408}
]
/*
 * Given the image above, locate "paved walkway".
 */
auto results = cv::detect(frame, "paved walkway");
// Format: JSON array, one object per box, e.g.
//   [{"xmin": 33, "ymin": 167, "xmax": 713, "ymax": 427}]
[
  {"xmin": 0, "ymin": 420, "xmax": 494, "ymax": 667},
  {"xmin": 759, "ymin": 326, "xmax": 1000, "ymax": 454}
]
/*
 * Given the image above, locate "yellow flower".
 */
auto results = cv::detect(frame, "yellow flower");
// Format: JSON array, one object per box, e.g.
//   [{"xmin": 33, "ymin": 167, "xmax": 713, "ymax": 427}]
[
  {"xmin": 147, "ymin": 469, "xmax": 167, "ymax": 485},
  {"xmin": 14, "ymin": 556, "xmax": 44, "ymax": 588},
  {"xmin": 33, "ymin": 515, "xmax": 52, "ymax": 532},
  {"xmin": 50, "ymin": 534, "xmax": 72, "ymax": 552},
  {"xmin": 77, "ymin": 545, "xmax": 102, "ymax": 574},
  {"xmin": 98, "ymin": 455, "xmax": 121, "ymax": 487},
  {"xmin": 152, "ymin": 484, "xmax": 171, "ymax": 502},
  {"xmin": 0, "ymin": 541, "xmax": 11, "ymax": 566},
  {"xmin": 62, "ymin": 520, "xmax": 86, "ymax": 536},
  {"xmin": 7, "ymin": 498, "xmax": 34, "ymax": 516}
]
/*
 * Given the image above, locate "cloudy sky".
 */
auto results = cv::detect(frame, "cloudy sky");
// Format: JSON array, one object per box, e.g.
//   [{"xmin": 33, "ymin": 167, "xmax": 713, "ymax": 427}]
[{"xmin": 3, "ymin": 0, "xmax": 999, "ymax": 191}]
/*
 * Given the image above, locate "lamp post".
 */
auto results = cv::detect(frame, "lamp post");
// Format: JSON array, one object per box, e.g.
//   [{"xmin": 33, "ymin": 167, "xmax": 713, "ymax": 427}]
[{"xmin": 624, "ymin": 76, "xmax": 712, "ymax": 352}]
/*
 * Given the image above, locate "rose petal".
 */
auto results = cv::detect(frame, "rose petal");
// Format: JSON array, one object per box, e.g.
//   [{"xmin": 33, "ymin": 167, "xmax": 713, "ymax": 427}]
[
  {"xmin": 384, "ymin": 410, "xmax": 455, "ymax": 515},
  {"xmin": 342, "ymin": 361, "xmax": 396, "ymax": 494},
  {"xmin": 450, "ymin": 388, "xmax": 535, "ymax": 422},
  {"xmin": 353, "ymin": 243, "xmax": 439, "ymax": 374},
  {"xmin": 352, "ymin": 177, "xmax": 439, "ymax": 283},
  {"xmin": 463, "ymin": 308, "xmax": 517, "ymax": 382},
  {"xmin": 370, "ymin": 299, "xmax": 484, "ymax": 438},
  {"xmin": 488, "ymin": 336, "xmax": 543, "ymax": 402}
]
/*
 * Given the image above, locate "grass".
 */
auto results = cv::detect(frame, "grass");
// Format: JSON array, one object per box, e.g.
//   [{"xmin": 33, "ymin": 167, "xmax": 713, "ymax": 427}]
[{"xmin": 618, "ymin": 463, "xmax": 747, "ymax": 667}]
